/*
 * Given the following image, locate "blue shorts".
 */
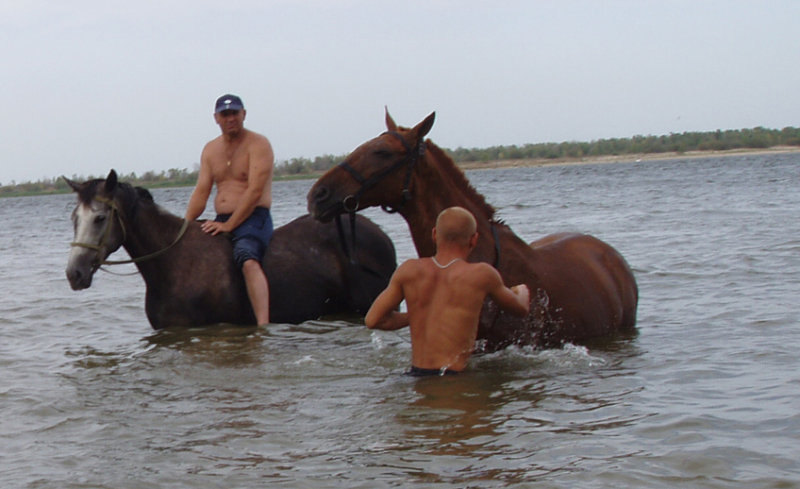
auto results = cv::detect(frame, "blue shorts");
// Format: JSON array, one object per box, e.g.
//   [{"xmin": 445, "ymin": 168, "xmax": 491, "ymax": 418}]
[{"xmin": 215, "ymin": 207, "xmax": 274, "ymax": 268}]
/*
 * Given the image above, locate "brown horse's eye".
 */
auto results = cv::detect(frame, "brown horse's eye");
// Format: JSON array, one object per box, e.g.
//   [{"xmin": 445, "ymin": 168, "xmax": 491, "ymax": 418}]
[{"xmin": 374, "ymin": 149, "xmax": 393, "ymax": 159}]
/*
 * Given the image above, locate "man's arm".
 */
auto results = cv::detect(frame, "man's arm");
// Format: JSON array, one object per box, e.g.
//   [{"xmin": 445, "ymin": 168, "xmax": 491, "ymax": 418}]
[
  {"xmin": 184, "ymin": 149, "xmax": 213, "ymax": 221},
  {"xmin": 365, "ymin": 267, "xmax": 410, "ymax": 331},
  {"xmin": 367, "ymin": 309, "xmax": 409, "ymax": 331},
  {"xmin": 220, "ymin": 137, "xmax": 274, "ymax": 231},
  {"xmin": 482, "ymin": 265, "xmax": 530, "ymax": 317}
]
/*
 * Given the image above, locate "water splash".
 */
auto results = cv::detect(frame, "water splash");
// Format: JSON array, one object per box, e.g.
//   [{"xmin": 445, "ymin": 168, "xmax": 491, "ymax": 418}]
[{"xmin": 477, "ymin": 342, "xmax": 607, "ymax": 373}]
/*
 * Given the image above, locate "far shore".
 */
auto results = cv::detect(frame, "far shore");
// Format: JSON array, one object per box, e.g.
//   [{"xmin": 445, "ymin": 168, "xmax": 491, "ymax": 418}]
[
  {"xmin": 281, "ymin": 145, "xmax": 800, "ymax": 181},
  {"xmin": 456, "ymin": 145, "xmax": 800, "ymax": 171},
  {"xmin": 2, "ymin": 145, "xmax": 798, "ymax": 199}
]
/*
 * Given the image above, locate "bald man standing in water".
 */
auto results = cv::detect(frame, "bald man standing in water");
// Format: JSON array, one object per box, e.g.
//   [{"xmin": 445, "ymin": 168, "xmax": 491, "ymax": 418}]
[
  {"xmin": 365, "ymin": 206, "xmax": 530, "ymax": 376},
  {"xmin": 184, "ymin": 94, "xmax": 275, "ymax": 326}
]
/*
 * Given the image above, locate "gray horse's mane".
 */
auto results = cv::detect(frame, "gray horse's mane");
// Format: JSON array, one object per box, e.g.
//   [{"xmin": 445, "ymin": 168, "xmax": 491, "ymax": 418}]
[
  {"xmin": 77, "ymin": 177, "xmax": 155, "ymax": 218},
  {"xmin": 74, "ymin": 178, "xmax": 105, "ymax": 205}
]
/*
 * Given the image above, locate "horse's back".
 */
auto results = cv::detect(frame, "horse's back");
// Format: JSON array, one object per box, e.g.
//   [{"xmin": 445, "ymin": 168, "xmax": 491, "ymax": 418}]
[
  {"xmin": 529, "ymin": 232, "xmax": 582, "ymax": 249},
  {"xmin": 520, "ymin": 232, "xmax": 638, "ymax": 343},
  {"xmin": 264, "ymin": 214, "xmax": 396, "ymax": 321},
  {"xmin": 266, "ymin": 214, "xmax": 395, "ymax": 278},
  {"xmin": 151, "ymin": 213, "xmax": 395, "ymax": 327}
]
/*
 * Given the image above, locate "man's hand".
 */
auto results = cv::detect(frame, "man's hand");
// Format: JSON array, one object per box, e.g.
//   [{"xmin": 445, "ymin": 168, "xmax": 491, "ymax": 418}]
[
  {"xmin": 510, "ymin": 284, "xmax": 531, "ymax": 315},
  {"xmin": 511, "ymin": 284, "xmax": 530, "ymax": 301},
  {"xmin": 200, "ymin": 220, "xmax": 232, "ymax": 236}
]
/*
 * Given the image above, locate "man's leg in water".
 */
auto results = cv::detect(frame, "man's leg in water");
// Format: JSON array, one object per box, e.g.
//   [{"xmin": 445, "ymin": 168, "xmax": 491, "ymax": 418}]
[{"xmin": 242, "ymin": 259, "xmax": 270, "ymax": 325}]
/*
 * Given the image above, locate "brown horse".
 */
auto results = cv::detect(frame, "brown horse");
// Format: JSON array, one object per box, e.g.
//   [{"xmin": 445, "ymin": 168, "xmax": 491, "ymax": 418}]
[
  {"xmin": 307, "ymin": 111, "xmax": 638, "ymax": 350},
  {"xmin": 66, "ymin": 170, "xmax": 397, "ymax": 329}
]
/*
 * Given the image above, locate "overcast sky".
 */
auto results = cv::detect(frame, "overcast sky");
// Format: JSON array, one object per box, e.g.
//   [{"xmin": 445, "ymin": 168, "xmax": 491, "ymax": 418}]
[{"xmin": 2, "ymin": 0, "xmax": 798, "ymax": 184}]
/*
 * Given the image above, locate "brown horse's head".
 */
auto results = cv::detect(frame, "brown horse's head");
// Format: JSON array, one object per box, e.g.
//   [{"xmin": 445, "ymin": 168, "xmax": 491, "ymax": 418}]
[{"xmin": 308, "ymin": 109, "xmax": 435, "ymax": 221}]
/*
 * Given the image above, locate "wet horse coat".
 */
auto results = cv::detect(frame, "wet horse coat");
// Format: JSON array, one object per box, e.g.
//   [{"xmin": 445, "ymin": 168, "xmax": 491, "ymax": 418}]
[
  {"xmin": 308, "ymin": 111, "xmax": 638, "ymax": 350},
  {"xmin": 66, "ymin": 170, "xmax": 397, "ymax": 329}
]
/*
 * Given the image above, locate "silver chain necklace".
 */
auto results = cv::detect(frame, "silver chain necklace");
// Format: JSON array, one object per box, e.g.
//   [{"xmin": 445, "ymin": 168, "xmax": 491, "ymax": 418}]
[{"xmin": 431, "ymin": 256, "xmax": 460, "ymax": 269}]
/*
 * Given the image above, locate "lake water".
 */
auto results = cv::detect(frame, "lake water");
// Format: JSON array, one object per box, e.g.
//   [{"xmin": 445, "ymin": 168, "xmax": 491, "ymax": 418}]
[{"xmin": 1, "ymin": 153, "xmax": 798, "ymax": 488}]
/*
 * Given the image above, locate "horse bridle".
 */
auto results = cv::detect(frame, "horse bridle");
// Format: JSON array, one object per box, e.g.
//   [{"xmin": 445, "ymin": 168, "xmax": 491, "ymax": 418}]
[
  {"xmin": 331, "ymin": 131, "xmax": 425, "ymax": 265},
  {"xmin": 70, "ymin": 196, "xmax": 126, "ymax": 262},
  {"xmin": 337, "ymin": 131, "xmax": 426, "ymax": 215},
  {"xmin": 335, "ymin": 130, "xmax": 502, "ymax": 269},
  {"xmin": 70, "ymin": 195, "xmax": 188, "ymax": 266}
]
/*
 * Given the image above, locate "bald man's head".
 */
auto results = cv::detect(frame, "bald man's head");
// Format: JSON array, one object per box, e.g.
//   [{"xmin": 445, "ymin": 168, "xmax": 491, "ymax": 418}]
[{"xmin": 435, "ymin": 207, "xmax": 477, "ymax": 248}]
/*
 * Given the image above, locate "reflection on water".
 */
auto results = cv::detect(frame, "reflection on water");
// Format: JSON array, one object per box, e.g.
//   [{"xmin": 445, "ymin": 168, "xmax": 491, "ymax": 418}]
[
  {"xmin": 2, "ymin": 154, "xmax": 800, "ymax": 487},
  {"xmin": 403, "ymin": 370, "xmax": 532, "ymax": 446}
]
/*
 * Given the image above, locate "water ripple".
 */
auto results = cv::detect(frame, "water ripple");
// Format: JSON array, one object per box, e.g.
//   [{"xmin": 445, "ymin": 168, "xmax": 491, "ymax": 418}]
[{"xmin": 2, "ymin": 155, "xmax": 800, "ymax": 487}]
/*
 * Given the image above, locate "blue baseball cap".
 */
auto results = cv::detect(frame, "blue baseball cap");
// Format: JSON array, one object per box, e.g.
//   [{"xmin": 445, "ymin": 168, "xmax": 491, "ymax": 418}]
[{"xmin": 215, "ymin": 94, "xmax": 244, "ymax": 113}]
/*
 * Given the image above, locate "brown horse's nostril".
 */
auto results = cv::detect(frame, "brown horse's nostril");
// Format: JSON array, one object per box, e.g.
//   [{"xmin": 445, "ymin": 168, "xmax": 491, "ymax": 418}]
[{"xmin": 313, "ymin": 186, "xmax": 330, "ymax": 203}]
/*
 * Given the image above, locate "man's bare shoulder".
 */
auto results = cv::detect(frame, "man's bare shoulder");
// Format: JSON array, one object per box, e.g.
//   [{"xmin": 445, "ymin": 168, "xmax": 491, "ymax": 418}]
[
  {"xmin": 202, "ymin": 135, "xmax": 225, "ymax": 153},
  {"xmin": 457, "ymin": 260, "xmax": 493, "ymax": 274},
  {"xmin": 462, "ymin": 261, "xmax": 504, "ymax": 286},
  {"xmin": 242, "ymin": 130, "xmax": 274, "ymax": 166},
  {"xmin": 394, "ymin": 258, "xmax": 428, "ymax": 280},
  {"xmin": 243, "ymin": 129, "xmax": 272, "ymax": 147},
  {"xmin": 397, "ymin": 258, "xmax": 425, "ymax": 273}
]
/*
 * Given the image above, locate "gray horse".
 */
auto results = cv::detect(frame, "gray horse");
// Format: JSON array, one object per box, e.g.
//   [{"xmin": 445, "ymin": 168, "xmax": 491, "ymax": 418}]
[{"xmin": 66, "ymin": 170, "xmax": 396, "ymax": 329}]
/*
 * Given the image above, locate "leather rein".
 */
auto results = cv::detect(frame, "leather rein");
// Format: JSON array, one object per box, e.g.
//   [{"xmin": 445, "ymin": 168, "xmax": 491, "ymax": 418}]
[{"xmin": 70, "ymin": 195, "xmax": 189, "ymax": 266}]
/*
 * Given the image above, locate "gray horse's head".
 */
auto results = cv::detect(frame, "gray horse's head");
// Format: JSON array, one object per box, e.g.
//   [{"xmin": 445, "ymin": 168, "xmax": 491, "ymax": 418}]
[{"xmin": 64, "ymin": 170, "xmax": 126, "ymax": 290}]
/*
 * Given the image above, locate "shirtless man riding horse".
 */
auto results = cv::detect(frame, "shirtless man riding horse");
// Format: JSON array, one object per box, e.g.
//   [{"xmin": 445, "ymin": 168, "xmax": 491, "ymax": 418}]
[{"xmin": 184, "ymin": 94, "xmax": 274, "ymax": 325}]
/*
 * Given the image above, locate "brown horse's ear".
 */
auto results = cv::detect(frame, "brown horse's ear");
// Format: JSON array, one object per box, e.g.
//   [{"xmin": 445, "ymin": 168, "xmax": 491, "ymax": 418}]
[
  {"xmin": 104, "ymin": 169, "xmax": 118, "ymax": 193},
  {"xmin": 385, "ymin": 106, "xmax": 397, "ymax": 132},
  {"xmin": 412, "ymin": 112, "xmax": 436, "ymax": 140}
]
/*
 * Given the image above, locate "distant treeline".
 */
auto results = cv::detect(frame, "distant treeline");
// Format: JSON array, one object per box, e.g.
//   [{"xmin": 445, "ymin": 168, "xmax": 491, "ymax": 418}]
[
  {"xmin": 449, "ymin": 126, "xmax": 800, "ymax": 162},
  {"xmin": 2, "ymin": 126, "xmax": 798, "ymax": 197},
  {"xmin": 0, "ymin": 168, "xmax": 198, "ymax": 197},
  {"xmin": 272, "ymin": 125, "xmax": 800, "ymax": 174}
]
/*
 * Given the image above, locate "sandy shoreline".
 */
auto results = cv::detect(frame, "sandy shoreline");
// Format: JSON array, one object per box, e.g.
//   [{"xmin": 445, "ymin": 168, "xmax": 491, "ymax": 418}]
[{"xmin": 456, "ymin": 145, "xmax": 800, "ymax": 171}]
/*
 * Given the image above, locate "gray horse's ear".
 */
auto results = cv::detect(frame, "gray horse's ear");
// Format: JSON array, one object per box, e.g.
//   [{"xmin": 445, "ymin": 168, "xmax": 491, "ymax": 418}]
[
  {"xmin": 104, "ymin": 169, "xmax": 118, "ymax": 193},
  {"xmin": 385, "ymin": 106, "xmax": 397, "ymax": 132},
  {"xmin": 63, "ymin": 176, "xmax": 80, "ymax": 192}
]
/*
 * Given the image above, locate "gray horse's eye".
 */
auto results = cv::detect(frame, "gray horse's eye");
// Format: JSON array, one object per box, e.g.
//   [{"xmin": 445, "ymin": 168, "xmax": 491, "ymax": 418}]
[{"xmin": 94, "ymin": 215, "xmax": 107, "ymax": 225}]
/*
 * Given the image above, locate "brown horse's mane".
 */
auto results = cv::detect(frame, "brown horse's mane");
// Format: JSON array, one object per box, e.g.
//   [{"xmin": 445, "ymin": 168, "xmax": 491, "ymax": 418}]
[{"xmin": 423, "ymin": 139, "xmax": 498, "ymax": 221}]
